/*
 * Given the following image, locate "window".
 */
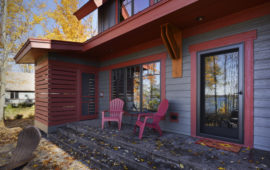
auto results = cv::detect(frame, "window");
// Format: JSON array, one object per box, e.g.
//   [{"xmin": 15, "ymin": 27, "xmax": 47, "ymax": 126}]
[
  {"xmin": 119, "ymin": 0, "xmax": 150, "ymax": 22},
  {"xmin": 11, "ymin": 91, "xmax": 19, "ymax": 99},
  {"xmin": 112, "ymin": 61, "xmax": 161, "ymax": 112}
]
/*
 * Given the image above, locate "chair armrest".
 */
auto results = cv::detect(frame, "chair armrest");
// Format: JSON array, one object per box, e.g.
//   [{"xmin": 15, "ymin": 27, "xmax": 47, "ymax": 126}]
[
  {"xmin": 137, "ymin": 113, "xmax": 155, "ymax": 120},
  {"xmin": 143, "ymin": 116, "xmax": 154, "ymax": 124}
]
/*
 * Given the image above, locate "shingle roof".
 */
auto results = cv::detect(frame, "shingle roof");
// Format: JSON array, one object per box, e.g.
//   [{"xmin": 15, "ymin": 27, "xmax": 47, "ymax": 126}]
[{"xmin": 5, "ymin": 72, "xmax": 35, "ymax": 91}]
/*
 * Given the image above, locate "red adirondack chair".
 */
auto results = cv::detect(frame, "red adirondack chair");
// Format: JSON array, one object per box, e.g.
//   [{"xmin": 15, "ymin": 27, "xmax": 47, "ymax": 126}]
[
  {"xmin": 102, "ymin": 98, "xmax": 124, "ymax": 130},
  {"xmin": 134, "ymin": 99, "xmax": 169, "ymax": 139}
]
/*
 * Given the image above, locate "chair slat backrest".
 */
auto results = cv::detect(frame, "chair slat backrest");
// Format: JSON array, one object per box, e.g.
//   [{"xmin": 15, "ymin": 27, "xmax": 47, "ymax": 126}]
[
  {"xmin": 153, "ymin": 99, "xmax": 169, "ymax": 123},
  {"xmin": 4, "ymin": 126, "xmax": 41, "ymax": 170},
  {"xmin": 109, "ymin": 98, "xmax": 124, "ymax": 117}
]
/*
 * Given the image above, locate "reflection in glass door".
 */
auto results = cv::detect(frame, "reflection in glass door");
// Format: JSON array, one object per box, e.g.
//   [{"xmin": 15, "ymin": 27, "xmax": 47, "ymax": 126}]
[{"xmin": 197, "ymin": 44, "xmax": 244, "ymax": 143}]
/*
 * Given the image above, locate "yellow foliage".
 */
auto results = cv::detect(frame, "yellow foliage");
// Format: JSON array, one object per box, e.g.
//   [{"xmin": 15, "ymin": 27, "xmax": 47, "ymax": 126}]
[
  {"xmin": 42, "ymin": 0, "xmax": 95, "ymax": 42},
  {"xmin": 1, "ymin": 0, "xmax": 41, "ymax": 72}
]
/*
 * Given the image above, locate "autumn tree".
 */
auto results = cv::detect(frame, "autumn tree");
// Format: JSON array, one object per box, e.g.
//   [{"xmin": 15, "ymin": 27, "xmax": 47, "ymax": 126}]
[
  {"xmin": 42, "ymin": 0, "xmax": 95, "ymax": 42},
  {"xmin": 204, "ymin": 56, "xmax": 221, "ymax": 113},
  {"xmin": 0, "ymin": 0, "xmax": 42, "ymax": 123}
]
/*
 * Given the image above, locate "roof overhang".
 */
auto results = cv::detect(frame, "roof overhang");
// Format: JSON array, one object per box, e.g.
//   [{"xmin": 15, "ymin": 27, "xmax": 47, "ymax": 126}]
[
  {"xmin": 14, "ymin": 39, "xmax": 83, "ymax": 64},
  {"xmin": 15, "ymin": 0, "xmax": 270, "ymax": 64},
  {"xmin": 74, "ymin": 0, "xmax": 107, "ymax": 20}
]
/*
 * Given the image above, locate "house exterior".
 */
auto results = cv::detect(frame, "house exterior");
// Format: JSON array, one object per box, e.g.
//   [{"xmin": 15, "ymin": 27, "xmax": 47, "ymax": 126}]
[
  {"xmin": 14, "ymin": 0, "xmax": 270, "ymax": 151},
  {"xmin": 5, "ymin": 72, "xmax": 35, "ymax": 106}
]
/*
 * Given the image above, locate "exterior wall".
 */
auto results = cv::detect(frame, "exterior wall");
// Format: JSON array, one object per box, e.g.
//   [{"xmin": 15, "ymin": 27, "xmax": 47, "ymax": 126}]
[
  {"xmin": 98, "ymin": 0, "xmax": 116, "ymax": 33},
  {"xmin": 49, "ymin": 52, "xmax": 99, "ymax": 67},
  {"xmin": 35, "ymin": 54, "xmax": 98, "ymax": 132},
  {"xmin": 5, "ymin": 91, "xmax": 35, "ymax": 106},
  {"xmin": 98, "ymin": 71, "xmax": 110, "ymax": 118},
  {"xmin": 98, "ymin": 14, "xmax": 270, "ymax": 150},
  {"xmin": 253, "ymin": 16, "xmax": 270, "ymax": 150},
  {"xmin": 184, "ymin": 15, "xmax": 270, "ymax": 150}
]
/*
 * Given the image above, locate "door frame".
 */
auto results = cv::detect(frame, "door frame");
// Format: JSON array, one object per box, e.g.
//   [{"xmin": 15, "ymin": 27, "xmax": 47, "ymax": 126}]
[
  {"xmin": 189, "ymin": 30, "xmax": 256, "ymax": 147},
  {"xmin": 78, "ymin": 70, "xmax": 99, "ymax": 121},
  {"xmin": 196, "ymin": 43, "xmax": 244, "ymax": 144}
]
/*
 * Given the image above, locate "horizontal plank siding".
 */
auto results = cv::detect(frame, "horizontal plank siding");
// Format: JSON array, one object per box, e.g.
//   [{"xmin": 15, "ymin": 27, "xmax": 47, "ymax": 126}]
[
  {"xmin": 47, "ymin": 60, "xmax": 78, "ymax": 126},
  {"xmin": 35, "ymin": 60, "xmax": 50, "ymax": 126},
  {"xmin": 253, "ymin": 15, "xmax": 270, "ymax": 151}
]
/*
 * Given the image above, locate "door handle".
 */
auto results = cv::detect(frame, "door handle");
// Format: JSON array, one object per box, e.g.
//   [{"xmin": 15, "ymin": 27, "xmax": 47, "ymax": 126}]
[{"xmin": 238, "ymin": 91, "xmax": 243, "ymax": 95}]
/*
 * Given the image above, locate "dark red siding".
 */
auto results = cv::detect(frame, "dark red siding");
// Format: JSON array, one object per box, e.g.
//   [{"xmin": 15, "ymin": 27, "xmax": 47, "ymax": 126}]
[{"xmin": 35, "ymin": 58, "xmax": 98, "ymax": 127}]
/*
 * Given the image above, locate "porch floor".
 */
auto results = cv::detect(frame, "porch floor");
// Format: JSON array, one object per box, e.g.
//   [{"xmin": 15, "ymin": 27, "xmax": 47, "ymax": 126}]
[{"xmin": 48, "ymin": 120, "xmax": 270, "ymax": 170}]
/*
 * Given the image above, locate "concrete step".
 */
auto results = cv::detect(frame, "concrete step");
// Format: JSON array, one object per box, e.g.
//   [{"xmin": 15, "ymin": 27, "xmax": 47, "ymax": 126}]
[
  {"xmin": 57, "ymin": 126, "xmax": 182, "ymax": 170},
  {"xmin": 67, "ymin": 124, "xmax": 202, "ymax": 169},
  {"xmin": 65, "ymin": 123, "xmax": 199, "ymax": 170},
  {"xmin": 48, "ymin": 133, "xmax": 113, "ymax": 170}
]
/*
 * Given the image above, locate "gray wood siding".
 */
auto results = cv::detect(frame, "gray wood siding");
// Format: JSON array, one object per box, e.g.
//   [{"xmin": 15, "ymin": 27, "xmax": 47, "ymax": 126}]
[
  {"xmin": 98, "ymin": 14, "xmax": 270, "ymax": 151},
  {"xmin": 49, "ymin": 53, "xmax": 98, "ymax": 67},
  {"xmin": 253, "ymin": 15, "xmax": 270, "ymax": 151},
  {"xmin": 98, "ymin": 71, "xmax": 110, "ymax": 119}
]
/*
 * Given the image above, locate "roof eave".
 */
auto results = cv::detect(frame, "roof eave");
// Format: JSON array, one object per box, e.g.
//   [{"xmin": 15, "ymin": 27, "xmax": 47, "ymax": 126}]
[{"xmin": 14, "ymin": 38, "xmax": 83, "ymax": 64}]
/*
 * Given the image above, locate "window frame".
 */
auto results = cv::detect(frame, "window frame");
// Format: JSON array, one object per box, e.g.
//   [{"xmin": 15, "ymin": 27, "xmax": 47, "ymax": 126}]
[
  {"xmin": 118, "ymin": 0, "xmax": 152, "ymax": 22},
  {"xmin": 111, "ymin": 60, "xmax": 161, "ymax": 113},
  {"xmin": 11, "ymin": 91, "xmax": 19, "ymax": 99}
]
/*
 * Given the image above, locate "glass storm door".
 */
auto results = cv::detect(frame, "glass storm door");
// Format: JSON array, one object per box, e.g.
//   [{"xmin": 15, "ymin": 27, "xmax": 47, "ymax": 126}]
[
  {"xmin": 197, "ymin": 44, "xmax": 244, "ymax": 143},
  {"xmin": 81, "ymin": 73, "xmax": 97, "ymax": 120}
]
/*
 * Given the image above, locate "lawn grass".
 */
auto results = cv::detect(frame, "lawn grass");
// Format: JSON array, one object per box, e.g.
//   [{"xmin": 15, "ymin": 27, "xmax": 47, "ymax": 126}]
[{"xmin": 4, "ymin": 104, "xmax": 35, "ymax": 120}]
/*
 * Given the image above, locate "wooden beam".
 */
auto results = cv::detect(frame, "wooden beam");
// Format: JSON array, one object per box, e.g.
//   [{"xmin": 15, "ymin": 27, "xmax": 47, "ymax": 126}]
[
  {"xmin": 74, "ymin": 0, "xmax": 107, "ymax": 20},
  {"xmin": 161, "ymin": 23, "xmax": 182, "ymax": 78}
]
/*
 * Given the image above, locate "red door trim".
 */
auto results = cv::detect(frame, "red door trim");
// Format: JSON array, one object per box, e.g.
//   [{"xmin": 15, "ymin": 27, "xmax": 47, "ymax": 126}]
[
  {"xmin": 79, "ymin": 71, "xmax": 99, "ymax": 121},
  {"xmin": 189, "ymin": 30, "xmax": 257, "ymax": 147}
]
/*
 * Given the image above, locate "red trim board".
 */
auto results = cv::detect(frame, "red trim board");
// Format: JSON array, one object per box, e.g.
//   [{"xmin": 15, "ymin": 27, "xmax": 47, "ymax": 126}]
[
  {"xmin": 189, "ymin": 30, "xmax": 256, "ymax": 148},
  {"xmin": 101, "ymin": 52, "xmax": 167, "ymax": 101}
]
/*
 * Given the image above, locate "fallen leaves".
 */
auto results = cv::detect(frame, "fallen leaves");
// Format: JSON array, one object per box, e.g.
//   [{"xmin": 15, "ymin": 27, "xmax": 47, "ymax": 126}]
[
  {"xmin": 179, "ymin": 163, "xmax": 184, "ymax": 169},
  {"xmin": 0, "ymin": 125, "xmax": 21, "ymax": 145}
]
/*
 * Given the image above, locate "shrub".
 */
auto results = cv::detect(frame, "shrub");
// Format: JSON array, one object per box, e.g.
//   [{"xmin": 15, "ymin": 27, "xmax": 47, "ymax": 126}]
[{"xmin": 15, "ymin": 114, "xmax": 23, "ymax": 120}]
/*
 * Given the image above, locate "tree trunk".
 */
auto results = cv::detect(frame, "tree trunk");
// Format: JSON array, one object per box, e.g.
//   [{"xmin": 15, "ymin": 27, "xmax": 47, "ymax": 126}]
[{"xmin": 0, "ymin": 0, "xmax": 8, "ymax": 124}]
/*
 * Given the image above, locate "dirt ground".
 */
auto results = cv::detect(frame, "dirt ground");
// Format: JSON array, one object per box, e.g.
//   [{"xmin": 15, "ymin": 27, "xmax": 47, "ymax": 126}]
[{"xmin": 0, "ymin": 118, "xmax": 91, "ymax": 170}]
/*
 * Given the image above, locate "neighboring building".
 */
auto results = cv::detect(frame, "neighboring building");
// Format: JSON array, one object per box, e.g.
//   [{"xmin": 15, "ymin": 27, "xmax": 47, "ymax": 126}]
[
  {"xmin": 14, "ymin": 0, "xmax": 270, "ymax": 151},
  {"xmin": 5, "ymin": 72, "xmax": 35, "ymax": 106}
]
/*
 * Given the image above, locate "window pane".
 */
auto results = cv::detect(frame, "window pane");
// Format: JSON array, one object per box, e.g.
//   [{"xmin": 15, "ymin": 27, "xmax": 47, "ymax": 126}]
[
  {"xmin": 142, "ymin": 61, "xmax": 161, "ymax": 112},
  {"xmin": 134, "ymin": 0, "xmax": 149, "ymax": 14},
  {"xmin": 142, "ymin": 75, "xmax": 160, "ymax": 112},
  {"xmin": 112, "ymin": 61, "xmax": 160, "ymax": 113},
  {"xmin": 121, "ymin": 0, "xmax": 132, "ymax": 20},
  {"xmin": 112, "ymin": 68, "xmax": 125, "ymax": 101},
  {"xmin": 126, "ymin": 66, "xmax": 140, "ymax": 112}
]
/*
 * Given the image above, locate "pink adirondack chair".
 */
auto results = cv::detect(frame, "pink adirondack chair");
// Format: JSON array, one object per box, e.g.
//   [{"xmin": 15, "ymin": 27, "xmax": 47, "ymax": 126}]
[
  {"xmin": 102, "ymin": 98, "xmax": 124, "ymax": 130},
  {"xmin": 134, "ymin": 99, "xmax": 169, "ymax": 139}
]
